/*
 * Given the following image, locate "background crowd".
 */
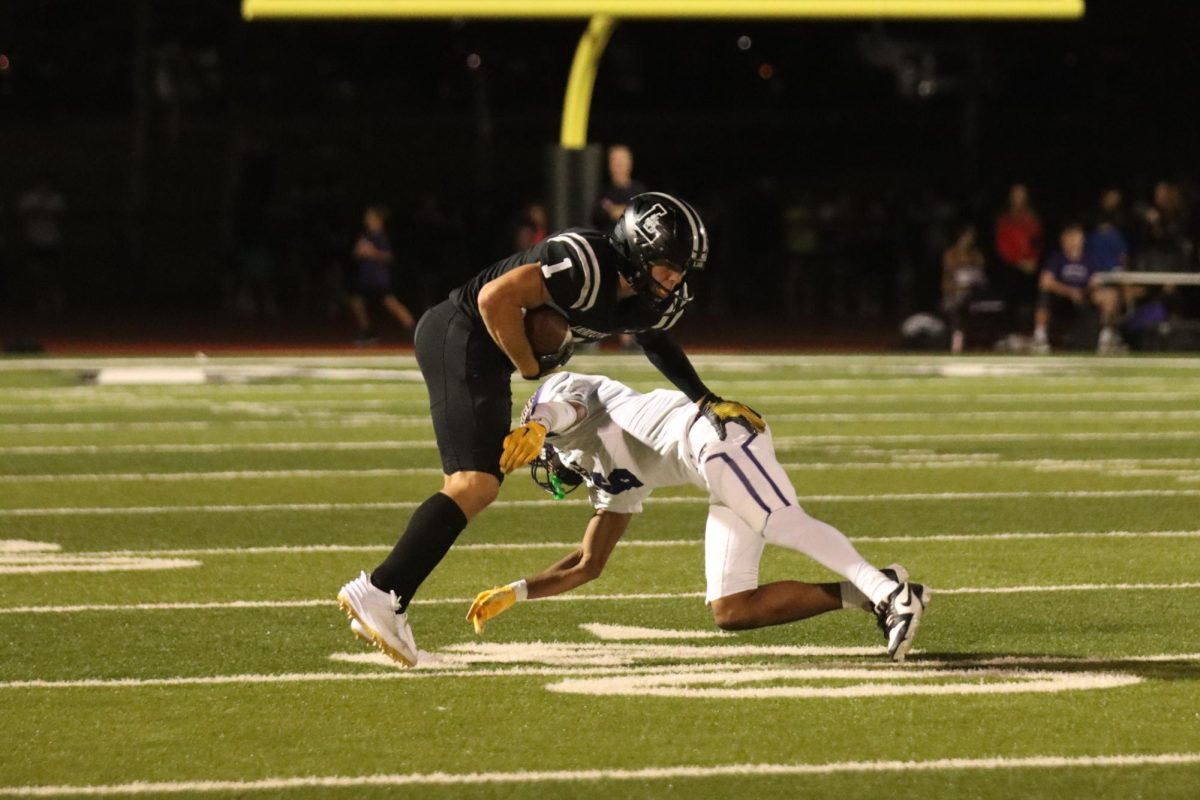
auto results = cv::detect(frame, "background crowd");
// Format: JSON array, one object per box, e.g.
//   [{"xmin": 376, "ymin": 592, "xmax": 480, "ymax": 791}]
[{"xmin": 3, "ymin": 2, "xmax": 1200, "ymax": 350}]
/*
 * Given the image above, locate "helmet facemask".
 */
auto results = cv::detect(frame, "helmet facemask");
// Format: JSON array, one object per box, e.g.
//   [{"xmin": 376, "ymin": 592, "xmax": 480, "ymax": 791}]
[{"xmin": 529, "ymin": 445, "xmax": 585, "ymax": 500}]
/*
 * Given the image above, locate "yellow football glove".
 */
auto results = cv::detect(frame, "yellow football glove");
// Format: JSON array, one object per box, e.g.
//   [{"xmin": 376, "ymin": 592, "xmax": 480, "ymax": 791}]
[
  {"xmin": 466, "ymin": 585, "xmax": 518, "ymax": 634},
  {"xmin": 499, "ymin": 420, "xmax": 547, "ymax": 474},
  {"xmin": 699, "ymin": 395, "xmax": 766, "ymax": 441}
]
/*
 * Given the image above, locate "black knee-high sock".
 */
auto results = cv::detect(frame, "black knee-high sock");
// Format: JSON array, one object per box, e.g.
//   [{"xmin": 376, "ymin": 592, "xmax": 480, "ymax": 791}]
[{"xmin": 370, "ymin": 492, "xmax": 467, "ymax": 612}]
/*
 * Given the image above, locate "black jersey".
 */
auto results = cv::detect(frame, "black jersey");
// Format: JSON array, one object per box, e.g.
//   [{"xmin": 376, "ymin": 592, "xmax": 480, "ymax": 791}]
[{"xmin": 449, "ymin": 228, "xmax": 687, "ymax": 342}]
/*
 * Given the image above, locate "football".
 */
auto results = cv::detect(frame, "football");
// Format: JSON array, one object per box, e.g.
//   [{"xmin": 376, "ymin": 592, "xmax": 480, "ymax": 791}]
[{"xmin": 524, "ymin": 306, "xmax": 572, "ymax": 356}]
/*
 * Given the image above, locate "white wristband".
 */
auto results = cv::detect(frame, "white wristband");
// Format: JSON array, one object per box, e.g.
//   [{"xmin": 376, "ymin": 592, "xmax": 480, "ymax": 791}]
[
  {"xmin": 508, "ymin": 579, "xmax": 529, "ymax": 602},
  {"xmin": 529, "ymin": 401, "xmax": 578, "ymax": 434}
]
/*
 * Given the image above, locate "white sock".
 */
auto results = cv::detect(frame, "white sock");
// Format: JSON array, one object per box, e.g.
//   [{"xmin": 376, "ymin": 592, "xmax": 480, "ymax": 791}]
[
  {"xmin": 1099, "ymin": 326, "xmax": 1115, "ymax": 346},
  {"xmin": 1034, "ymin": 326, "xmax": 1048, "ymax": 344},
  {"xmin": 763, "ymin": 506, "xmax": 898, "ymax": 608}
]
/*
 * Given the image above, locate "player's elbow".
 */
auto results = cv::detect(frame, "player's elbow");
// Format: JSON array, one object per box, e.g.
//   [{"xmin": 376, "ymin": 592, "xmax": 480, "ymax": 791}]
[{"xmin": 477, "ymin": 281, "xmax": 505, "ymax": 319}]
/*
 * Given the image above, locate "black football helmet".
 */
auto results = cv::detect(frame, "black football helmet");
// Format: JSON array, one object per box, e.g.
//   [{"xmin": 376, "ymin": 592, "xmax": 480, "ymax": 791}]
[
  {"xmin": 529, "ymin": 445, "xmax": 585, "ymax": 500},
  {"xmin": 610, "ymin": 192, "xmax": 709, "ymax": 314}
]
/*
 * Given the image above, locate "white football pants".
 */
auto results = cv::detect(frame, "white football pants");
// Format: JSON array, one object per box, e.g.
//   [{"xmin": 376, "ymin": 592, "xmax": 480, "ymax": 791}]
[{"xmin": 688, "ymin": 419, "xmax": 891, "ymax": 604}]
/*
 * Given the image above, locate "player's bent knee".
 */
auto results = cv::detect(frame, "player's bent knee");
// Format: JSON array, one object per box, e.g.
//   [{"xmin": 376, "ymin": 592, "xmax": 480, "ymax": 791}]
[
  {"xmin": 710, "ymin": 593, "xmax": 756, "ymax": 631},
  {"xmin": 441, "ymin": 472, "xmax": 501, "ymax": 519}
]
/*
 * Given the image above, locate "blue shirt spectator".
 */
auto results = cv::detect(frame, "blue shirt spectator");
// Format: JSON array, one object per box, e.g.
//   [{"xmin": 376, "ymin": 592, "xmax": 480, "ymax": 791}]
[
  {"xmin": 1042, "ymin": 246, "xmax": 1108, "ymax": 289},
  {"xmin": 1086, "ymin": 225, "xmax": 1129, "ymax": 273}
]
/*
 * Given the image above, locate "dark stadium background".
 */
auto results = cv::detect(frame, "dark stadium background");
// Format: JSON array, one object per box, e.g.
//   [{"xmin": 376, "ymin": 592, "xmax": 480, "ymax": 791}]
[{"xmin": 1, "ymin": 0, "xmax": 1196, "ymax": 348}]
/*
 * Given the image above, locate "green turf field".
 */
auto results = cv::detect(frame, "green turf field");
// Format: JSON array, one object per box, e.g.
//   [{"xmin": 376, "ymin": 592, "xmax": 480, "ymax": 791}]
[{"xmin": 2, "ymin": 352, "xmax": 1199, "ymax": 799}]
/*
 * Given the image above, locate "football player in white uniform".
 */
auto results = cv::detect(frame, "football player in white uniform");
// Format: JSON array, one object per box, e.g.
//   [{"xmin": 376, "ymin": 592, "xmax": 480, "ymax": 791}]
[{"xmin": 467, "ymin": 372, "xmax": 930, "ymax": 662}]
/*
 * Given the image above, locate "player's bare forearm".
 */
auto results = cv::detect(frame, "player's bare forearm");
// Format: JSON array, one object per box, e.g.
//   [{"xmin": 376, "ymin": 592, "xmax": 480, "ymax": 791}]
[
  {"xmin": 478, "ymin": 263, "xmax": 551, "ymax": 379},
  {"xmin": 526, "ymin": 510, "xmax": 631, "ymax": 599}
]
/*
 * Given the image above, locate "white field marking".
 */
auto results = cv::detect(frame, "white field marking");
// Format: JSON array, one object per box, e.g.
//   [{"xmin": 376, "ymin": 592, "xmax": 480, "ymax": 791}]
[
  {"xmin": 865, "ymin": 530, "xmax": 1200, "ymax": 543},
  {"xmin": 769, "ymin": 409, "xmax": 1200, "ymax": 422},
  {"xmin": 583, "ymin": 623, "xmax": 732, "ymax": 640},
  {"xmin": 9, "ymin": 488, "xmax": 1200, "ymax": 517},
  {"xmin": 9, "ymin": 457, "xmax": 1200, "ymax": 485},
  {"xmin": 88, "ymin": 365, "xmax": 425, "ymax": 384},
  {"xmin": 936, "ymin": 582, "xmax": 1200, "ymax": 595},
  {"xmin": 773, "ymin": 431, "xmax": 1200, "ymax": 445},
  {"xmin": 0, "ymin": 540, "xmax": 60, "ymax": 553},
  {"xmin": 545, "ymin": 667, "xmax": 1142, "ymax": 700},
  {"xmin": 0, "ymin": 441, "xmax": 430, "ymax": 455},
  {"xmin": 3, "ymin": 350, "xmax": 1198, "ymax": 368},
  {"xmin": 25, "ymin": 530, "xmax": 1200, "ymax": 562},
  {"xmin": 0, "ymin": 415, "xmax": 430, "ymax": 433},
  {"xmin": 0, "ymin": 556, "xmax": 200, "ymax": 574},
  {"xmin": 337, "ymin": 651, "xmax": 1200, "ymax": 671},
  {"xmin": 11, "ymin": 428, "xmax": 1200, "ymax": 456},
  {"xmin": 93, "ymin": 367, "xmax": 206, "ymax": 385},
  {"xmin": 366, "ymin": 642, "xmax": 885, "ymax": 668},
  {"xmin": 2, "ymin": 754, "xmax": 1200, "ymax": 797},
  {"xmin": 912, "ymin": 653, "xmax": 1200, "ymax": 668},
  {"xmin": 0, "ymin": 397, "xmax": 403, "ymax": 412},
  {"xmin": 6, "ymin": 390, "xmax": 1200, "ymax": 414},
  {"xmin": 6, "ymin": 580, "xmax": 1200, "ymax": 616},
  {"xmin": 11, "ymin": 410, "xmax": 1200, "ymax": 432},
  {"xmin": 754, "ymin": 390, "xmax": 1200, "ymax": 405},
  {"xmin": 15, "ymin": 456, "xmax": 1200, "ymax": 483},
  {"xmin": 50, "ymin": 540, "xmax": 699, "ymax": 559},
  {"xmin": 0, "ymin": 468, "xmax": 441, "ymax": 483},
  {"xmin": 0, "ymin": 599, "xmax": 334, "ymax": 615}
]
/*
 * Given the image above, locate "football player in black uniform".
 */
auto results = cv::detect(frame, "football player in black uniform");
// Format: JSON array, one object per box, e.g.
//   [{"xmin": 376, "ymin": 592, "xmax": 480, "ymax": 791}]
[{"xmin": 337, "ymin": 192, "xmax": 765, "ymax": 665}]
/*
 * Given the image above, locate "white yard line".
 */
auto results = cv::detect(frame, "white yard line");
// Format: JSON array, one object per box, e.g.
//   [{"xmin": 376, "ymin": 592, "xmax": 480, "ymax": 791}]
[
  {"xmin": 5, "ymin": 489, "xmax": 1200, "ymax": 517},
  {"xmin": 1, "ymin": 753, "xmax": 1198, "ymax": 796},
  {"xmin": 773, "ymin": 431, "xmax": 1200, "ymax": 445},
  {"xmin": 7, "ymin": 429, "xmax": 1200, "ymax": 455},
  {"xmin": 769, "ymin": 410, "xmax": 1200, "ymax": 422},
  {"xmin": 8, "ymin": 409, "xmax": 1200, "ymax": 431},
  {"xmin": 0, "ymin": 441, "xmax": 430, "ymax": 455},
  {"xmin": 0, "ymin": 469, "xmax": 441, "ymax": 483},
  {"xmin": 0, "ymin": 417, "xmax": 427, "ymax": 433},
  {"xmin": 12, "ymin": 530, "xmax": 1199, "ymax": 560},
  {"xmin": 754, "ymin": 390, "xmax": 1200, "ymax": 404},
  {"xmin": 4, "ymin": 581, "xmax": 1198, "ymax": 616},
  {"xmin": 8, "ymin": 457, "xmax": 1200, "ymax": 483}
]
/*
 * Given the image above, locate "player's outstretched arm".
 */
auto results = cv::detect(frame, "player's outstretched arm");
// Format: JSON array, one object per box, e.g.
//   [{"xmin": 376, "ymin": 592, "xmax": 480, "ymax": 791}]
[
  {"xmin": 466, "ymin": 510, "xmax": 631, "ymax": 633},
  {"xmin": 528, "ymin": 510, "xmax": 631, "ymax": 598}
]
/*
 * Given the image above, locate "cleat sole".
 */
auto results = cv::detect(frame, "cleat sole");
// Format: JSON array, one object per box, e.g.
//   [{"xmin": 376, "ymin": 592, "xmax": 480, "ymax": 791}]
[{"xmin": 337, "ymin": 592, "xmax": 417, "ymax": 668}]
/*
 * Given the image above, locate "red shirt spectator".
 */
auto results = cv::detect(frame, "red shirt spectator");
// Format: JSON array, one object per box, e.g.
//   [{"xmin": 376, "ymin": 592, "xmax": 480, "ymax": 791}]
[{"xmin": 996, "ymin": 219, "xmax": 1043, "ymax": 278}]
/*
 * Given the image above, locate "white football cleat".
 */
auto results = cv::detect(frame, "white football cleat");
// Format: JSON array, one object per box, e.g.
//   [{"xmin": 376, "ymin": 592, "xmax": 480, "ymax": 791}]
[
  {"xmin": 875, "ymin": 581, "xmax": 930, "ymax": 663},
  {"xmin": 349, "ymin": 618, "xmax": 371, "ymax": 645},
  {"xmin": 337, "ymin": 571, "xmax": 418, "ymax": 667}
]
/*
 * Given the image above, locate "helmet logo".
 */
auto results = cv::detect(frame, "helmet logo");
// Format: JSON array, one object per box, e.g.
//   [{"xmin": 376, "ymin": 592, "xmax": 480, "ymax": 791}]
[{"xmin": 634, "ymin": 203, "xmax": 669, "ymax": 243}]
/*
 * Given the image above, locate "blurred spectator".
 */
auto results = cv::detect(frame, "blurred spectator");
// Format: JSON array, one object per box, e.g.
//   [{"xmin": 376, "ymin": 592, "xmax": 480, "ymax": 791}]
[
  {"xmin": 592, "ymin": 144, "xmax": 646, "ymax": 229},
  {"xmin": 593, "ymin": 144, "xmax": 648, "ymax": 350},
  {"xmin": 348, "ymin": 204, "xmax": 415, "ymax": 345},
  {"xmin": 941, "ymin": 223, "xmax": 988, "ymax": 353},
  {"xmin": 993, "ymin": 183, "xmax": 1043, "ymax": 335},
  {"xmin": 1125, "ymin": 183, "xmax": 1197, "ymax": 337},
  {"xmin": 17, "ymin": 174, "xmax": 67, "ymax": 313},
  {"xmin": 1087, "ymin": 188, "xmax": 1131, "ymax": 273},
  {"xmin": 1034, "ymin": 222, "xmax": 1122, "ymax": 353},
  {"xmin": 512, "ymin": 202, "xmax": 548, "ymax": 251}
]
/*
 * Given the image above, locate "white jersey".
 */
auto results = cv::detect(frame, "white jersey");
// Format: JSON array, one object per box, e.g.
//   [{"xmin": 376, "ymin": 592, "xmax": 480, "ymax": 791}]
[{"xmin": 531, "ymin": 372, "xmax": 707, "ymax": 513}]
